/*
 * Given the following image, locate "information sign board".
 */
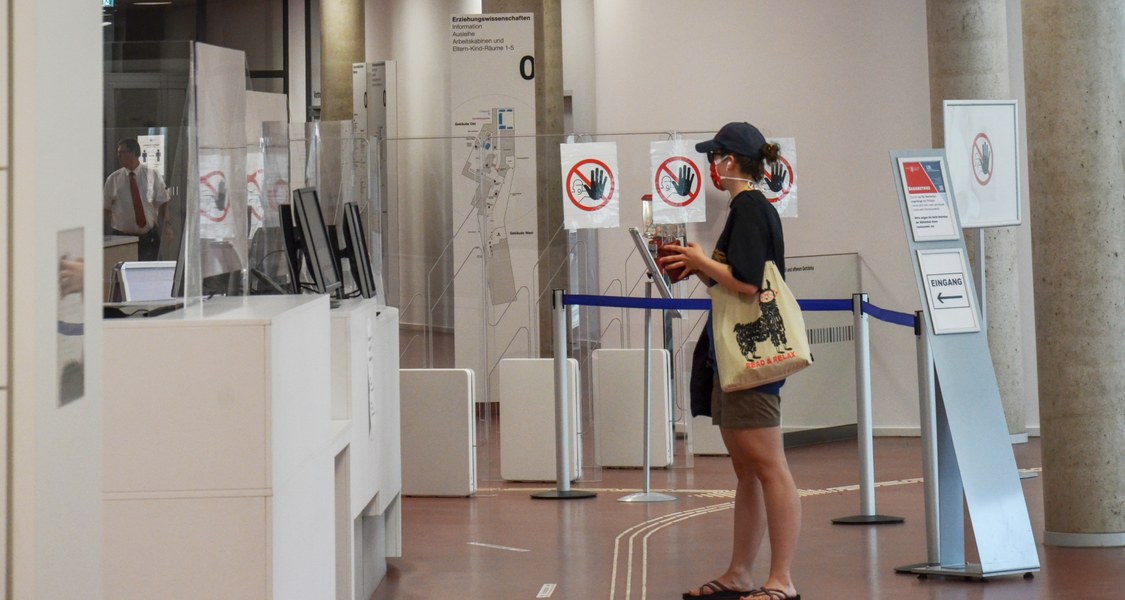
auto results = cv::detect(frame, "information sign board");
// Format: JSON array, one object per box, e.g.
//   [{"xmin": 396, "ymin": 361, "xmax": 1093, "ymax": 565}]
[
  {"xmin": 917, "ymin": 248, "xmax": 979, "ymax": 334},
  {"xmin": 897, "ymin": 156, "xmax": 958, "ymax": 242}
]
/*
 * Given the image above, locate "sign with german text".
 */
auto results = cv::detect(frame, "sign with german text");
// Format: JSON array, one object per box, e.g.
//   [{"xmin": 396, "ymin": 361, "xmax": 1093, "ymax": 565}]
[
  {"xmin": 898, "ymin": 156, "xmax": 959, "ymax": 242},
  {"xmin": 917, "ymin": 248, "xmax": 980, "ymax": 334},
  {"xmin": 450, "ymin": 13, "xmax": 539, "ymax": 402}
]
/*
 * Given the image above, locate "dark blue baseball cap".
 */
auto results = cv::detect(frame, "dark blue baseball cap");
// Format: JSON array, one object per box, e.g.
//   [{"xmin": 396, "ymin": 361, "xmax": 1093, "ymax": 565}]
[{"xmin": 695, "ymin": 122, "xmax": 767, "ymax": 159}]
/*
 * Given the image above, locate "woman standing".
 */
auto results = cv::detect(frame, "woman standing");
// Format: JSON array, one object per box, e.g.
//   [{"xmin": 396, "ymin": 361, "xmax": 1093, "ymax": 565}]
[{"xmin": 660, "ymin": 122, "xmax": 801, "ymax": 600}]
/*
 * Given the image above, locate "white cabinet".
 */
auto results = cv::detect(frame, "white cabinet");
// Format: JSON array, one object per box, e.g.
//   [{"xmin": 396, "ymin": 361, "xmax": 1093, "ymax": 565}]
[
  {"xmin": 593, "ymin": 349, "xmax": 673, "ymax": 468},
  {"xmin": 103, "ymin": 296, "xmax": 336, "ymax": 600}
]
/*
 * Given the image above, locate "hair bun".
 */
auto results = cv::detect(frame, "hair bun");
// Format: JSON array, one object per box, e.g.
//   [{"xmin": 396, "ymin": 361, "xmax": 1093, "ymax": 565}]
[{"xmin": 762, "ymin": 142, "xmax": 782, "ymax": 163}]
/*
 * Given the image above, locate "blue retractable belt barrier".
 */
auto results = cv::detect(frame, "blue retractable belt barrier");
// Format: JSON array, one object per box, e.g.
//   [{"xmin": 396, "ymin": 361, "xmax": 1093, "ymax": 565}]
[
  {"xmin": 860, "ymin": 301, "xmax": 916, "ymax": 328},
  {"xmin": 562, "ymin": 294, "xmax": 915, "ymax": 328}
]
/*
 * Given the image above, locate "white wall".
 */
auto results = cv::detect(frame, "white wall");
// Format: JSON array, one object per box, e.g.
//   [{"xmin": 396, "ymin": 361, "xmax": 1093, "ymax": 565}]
[
  {"xmin": 10, "ymin": 0, "xmax": 104, "ymax": 597},
  {"xmin": 584, "ymin": 0, "xmax": 933, "ymax": 433},
  {"xmin": 361, "ymin": 0, "xmax": 1041, "ymax": 433}
]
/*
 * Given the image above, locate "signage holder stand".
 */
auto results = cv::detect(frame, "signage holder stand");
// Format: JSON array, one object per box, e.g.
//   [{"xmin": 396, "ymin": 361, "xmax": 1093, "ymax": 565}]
[
  {"xmin": 889, "ymin": 150, "xmax": 1038, "ymax": 580},
  {"xmin": 618, "ymin": 281, "xmax": 676, "ymax": 503}
]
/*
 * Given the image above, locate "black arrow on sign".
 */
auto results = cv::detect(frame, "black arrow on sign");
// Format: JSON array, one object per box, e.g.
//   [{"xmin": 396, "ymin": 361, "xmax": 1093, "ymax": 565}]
[{"xmin": 937, "ymin": 292, "xmax": 963, "ymax": 304}]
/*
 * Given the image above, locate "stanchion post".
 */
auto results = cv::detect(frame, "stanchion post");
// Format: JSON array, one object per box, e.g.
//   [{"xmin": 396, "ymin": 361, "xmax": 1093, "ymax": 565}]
[
  {"xmin": 856, "ymin": 293, "xmax": 875, "ymax": 515},
  {"xmin": 532, "ymin": 290, "xmax": 596, "ymax": 500},
  {"xmin": 832, "ymin": 293, "xmax": 903, "ymax": 525}
]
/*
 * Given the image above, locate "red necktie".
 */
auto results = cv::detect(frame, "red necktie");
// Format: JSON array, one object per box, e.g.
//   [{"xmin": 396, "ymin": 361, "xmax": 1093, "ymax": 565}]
[{"xmin": 129, "ymin": 171, "xmax": 147, "ymax": 229}]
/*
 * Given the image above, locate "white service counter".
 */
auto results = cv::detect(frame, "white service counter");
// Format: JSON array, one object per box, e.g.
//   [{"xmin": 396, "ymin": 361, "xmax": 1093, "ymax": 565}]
[
  {"xmin": 103, "ymin": 295, "xmax": 402, "ymax": 600},
  {"xmin": 329, "ymin": 300, "xmax": 402, "ymax": 600}
]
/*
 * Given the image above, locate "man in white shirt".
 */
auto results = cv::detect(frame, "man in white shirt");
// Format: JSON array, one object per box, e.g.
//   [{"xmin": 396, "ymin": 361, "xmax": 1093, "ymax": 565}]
[{"xmin": 104, "ymin": 138, "xmax": 169, "ymax": 260}]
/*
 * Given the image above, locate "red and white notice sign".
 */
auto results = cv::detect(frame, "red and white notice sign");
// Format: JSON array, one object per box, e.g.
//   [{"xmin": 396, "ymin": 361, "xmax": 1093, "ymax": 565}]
[
  {"xmin": 560, "ymin": 142, "xmax": 620, "ymax": 230},
  {"xmin": 650, "ymin": 139, "xmax": 706, "ymax": 224}
]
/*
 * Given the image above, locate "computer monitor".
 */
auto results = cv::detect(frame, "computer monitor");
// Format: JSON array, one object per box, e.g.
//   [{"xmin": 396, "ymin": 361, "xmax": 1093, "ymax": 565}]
[
  {"xmin": 171, "ymin": 232, "xmax": 185, "ymax": 298},
  {"xmin": 334, "ymin": 202, "xmax": 377, "ymax": 299},
  {"xmin": 279, "ymin": 203, "xmax": 302, "ymax": 294},
  {"xmin": 119, "ymin": 261, "xmax": 177, "ymax": 302},
  {"xmin": 287, "ymin": 187, "xmax": 343, "ymax": 296}
]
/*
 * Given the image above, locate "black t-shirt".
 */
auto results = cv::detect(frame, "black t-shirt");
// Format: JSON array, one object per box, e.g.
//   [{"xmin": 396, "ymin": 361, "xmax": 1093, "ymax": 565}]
[
  {"xmin": 708, "ymin": 189, "xmax": 788, "ymax": 395},
  {"xmin": 712, "ymin": 189, "xmax": 785, "ymax": 286}
]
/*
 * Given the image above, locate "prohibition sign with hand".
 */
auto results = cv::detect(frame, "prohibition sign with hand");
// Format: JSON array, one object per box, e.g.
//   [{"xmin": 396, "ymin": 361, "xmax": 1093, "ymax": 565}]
[
  {"xmin": 654, "ymin": 156, "xmax": 701, "ymax": 208},
  {"xmin": 567, "ymin": 158, "xmax": 615, "ymax": 211},
  {"xmin": 199, "ymin": 170, "xmax": 231, "ymax": 223}
]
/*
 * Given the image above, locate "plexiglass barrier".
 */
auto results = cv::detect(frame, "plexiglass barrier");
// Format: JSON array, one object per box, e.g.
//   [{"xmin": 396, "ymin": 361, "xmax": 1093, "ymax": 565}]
[
  {"xmin": 106, "ymin": 46, "xmax": 712, "ymax": 484},
  {"xmin": 384, "ymin": 130, "xmax": 724, "ymax": 485}
]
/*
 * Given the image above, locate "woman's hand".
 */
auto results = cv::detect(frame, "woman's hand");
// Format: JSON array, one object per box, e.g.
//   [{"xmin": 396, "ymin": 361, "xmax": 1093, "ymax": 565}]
[{"xmin": 658, "ymin": 242, "xmax": 705, "ymax": 281}]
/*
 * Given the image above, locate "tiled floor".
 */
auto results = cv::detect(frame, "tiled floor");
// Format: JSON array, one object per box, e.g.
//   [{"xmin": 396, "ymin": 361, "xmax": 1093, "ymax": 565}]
[{"xmin": 371, "ymin": 436, "xmax": 1125, "ymax": 600}]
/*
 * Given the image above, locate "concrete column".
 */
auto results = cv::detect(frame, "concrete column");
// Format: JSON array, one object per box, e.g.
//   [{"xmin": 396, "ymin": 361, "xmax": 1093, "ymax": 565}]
[
  {"xmin": 1023, "ymin": 1, "xmax": 1125, "ymax": 546},
  {"xmin": 482, "ymin": 0, "xmax": 565, "ymax": 356},
  {"xmin": 320, "ymin": 0, "xmax": 364, "ymax": 121},
  {"xmin": 926, "ymin": 0, "xmax": 1027, "ymax": 439}
]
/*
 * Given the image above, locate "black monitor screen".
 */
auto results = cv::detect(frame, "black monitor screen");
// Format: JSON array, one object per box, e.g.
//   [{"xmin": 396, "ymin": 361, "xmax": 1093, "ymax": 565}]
[
  {"xmin": 341, "ymin": 202, "xmax": 377, "ymax": 299},
  {"xmin": 292, "ymin": 187, "xmax": 342, "ymax": 295},
  {"xmin": 171, "ymin": 233, "xmax": 185, "ymax": 298},
  {"xmin": 279, "ymin": 204, "xmax": 302, "ymax": 294}
]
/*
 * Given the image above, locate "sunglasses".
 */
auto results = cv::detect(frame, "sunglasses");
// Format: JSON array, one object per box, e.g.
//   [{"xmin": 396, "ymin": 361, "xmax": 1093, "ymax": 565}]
[{"xmin": 707, "ymin": 150, "xmax": 728, "ymax": 163}]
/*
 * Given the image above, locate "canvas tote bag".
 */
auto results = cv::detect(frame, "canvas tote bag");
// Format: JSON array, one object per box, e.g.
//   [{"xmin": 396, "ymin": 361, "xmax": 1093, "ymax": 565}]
[{"xmin": 709, "ymin": 260, "xmax": 812, "ymax": 392}]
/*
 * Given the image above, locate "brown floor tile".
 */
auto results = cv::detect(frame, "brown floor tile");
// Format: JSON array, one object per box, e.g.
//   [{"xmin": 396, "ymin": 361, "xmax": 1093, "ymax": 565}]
[{"xmin": 372, "ymin": 437, "xmax": 1125, "ymax": 600}]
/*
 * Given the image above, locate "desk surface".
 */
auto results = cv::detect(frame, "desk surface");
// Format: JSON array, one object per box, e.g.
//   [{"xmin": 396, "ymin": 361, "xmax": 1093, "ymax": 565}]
[
  {"xmin": 104, "ymin": 294, "xmax": 330, "ymax": 327},
  {"xmin": 104, "ymin": 234, "xmax": 139, "ymax": 248}
]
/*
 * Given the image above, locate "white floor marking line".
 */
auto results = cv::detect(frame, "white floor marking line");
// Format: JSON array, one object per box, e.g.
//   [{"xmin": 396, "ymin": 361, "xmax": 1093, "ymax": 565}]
[
  {"xmin": 637, "ymin": 505, "xmax": 732, "ymax": 600},
  {"xmin": 613, "ymin": 507, "xmax": 719, "ymax": 600},
  {"xmin": 608, "ymin": 470, "xmax": 1050, "ymax": 600},
  {"xmin": 467, "ymin": 541, "xmax": 530, "ymax": 553},
  {"xmin": 610, "ymin": 503, "xmax": 732, "ymax": 600},
  {"xmin": 611, "ymin": 506, "xmax": 715, "ymax": 599},
  {"xmin": 537, "ymin": 583, "xmax": 557, "ymax": 598}
]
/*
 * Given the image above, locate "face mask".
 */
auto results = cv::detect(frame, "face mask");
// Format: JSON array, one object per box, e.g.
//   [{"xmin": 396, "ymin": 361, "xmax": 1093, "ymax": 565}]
[{"xmin": 709, "ymin": 159, "xmax": 724, "ymax": 190}]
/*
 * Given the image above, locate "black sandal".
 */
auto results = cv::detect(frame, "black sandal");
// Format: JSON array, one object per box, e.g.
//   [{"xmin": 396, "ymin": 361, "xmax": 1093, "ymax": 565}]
[
  {"xmin": 681, "ymin": 579, "xmax": 753, "ymax": 600},
  {"xmin": 746, "ymin": 587, "xmax": 801, "ymax": 600}
]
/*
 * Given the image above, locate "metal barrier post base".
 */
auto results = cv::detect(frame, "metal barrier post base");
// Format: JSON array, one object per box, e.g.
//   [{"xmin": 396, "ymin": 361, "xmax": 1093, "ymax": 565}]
[
  {"xmin": 832, "ymin": 514, "xmax": 905, "ymax": 525},
  {"xmin": 618, "ymin": 492, "xmax": 676, "ymax": 503},
  {"xmin": 531, "ymin": 490, "xmax": 598, "ymax": 500},
  {"xmin": 894, "ymin": 562, "xmax": 1038, "ymax": 581}
]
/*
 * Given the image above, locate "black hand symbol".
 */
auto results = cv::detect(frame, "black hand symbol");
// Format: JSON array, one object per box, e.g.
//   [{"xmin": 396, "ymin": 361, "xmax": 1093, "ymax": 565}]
[
  {"xmin": 674, "ymin": 165, "xmax": 695, "ymax": 196},
  {"xmin": 767, "ymin": 162, "xmax": 787, "ymax": 193},
  {"xmin": 978, "ymin": 143, "xmax": 991, "ymax": 175},
  {"xmin": 584, "ymin": 167, "xmax": 607, "ymax": 200}
]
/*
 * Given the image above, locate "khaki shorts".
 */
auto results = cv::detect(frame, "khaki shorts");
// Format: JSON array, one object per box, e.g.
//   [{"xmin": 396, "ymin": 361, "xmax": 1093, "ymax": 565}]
[{"xmin": 710, "ymin": 375, "xmax": 781, "ymax": 429}]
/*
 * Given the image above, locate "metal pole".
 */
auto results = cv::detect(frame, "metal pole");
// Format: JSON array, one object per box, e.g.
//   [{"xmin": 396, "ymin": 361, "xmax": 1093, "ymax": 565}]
[
  {"xmin": 554, "ymin": 288, "xmax": 571, "ymax": 492},
  {"xmin": 532, "ymin": 290, "xmax": 595, "ymax": 500},
  {"xmin": 895, "ymin": 311, "xmax": 940, "ymax": 572},
  {"xmin": 975, "ymin": 228, "xmax": 987, "ymax": 332},
  {"xmin": 833, "ymin": 294, "xmax": 903, "ymax": 525},
  {"xmin": 917, "ymin": 312, "xmax": 940, "ymax": 563},
  {"xmin": 619, "ymin": 281, "xmax": 675, "ymax": 503},
  {"xmin": 855, "ymin": 293, "xmax": 874, "ymax": 515},
  {"xmin": 643, "ymin": 281, "xmax": 653, "ymax": 492}
]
